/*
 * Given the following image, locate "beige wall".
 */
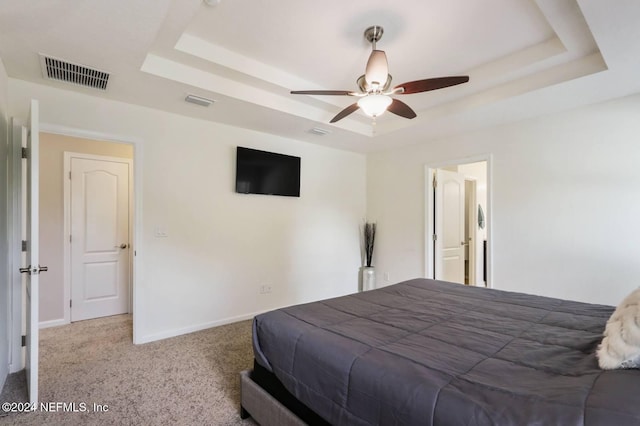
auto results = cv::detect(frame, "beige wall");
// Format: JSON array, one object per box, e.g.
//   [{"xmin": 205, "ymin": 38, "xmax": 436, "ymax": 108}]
[
  {"xmin": 368, "ymin": 93, "xmax": 640, "ymax": 306},
  {"xmin": 39, "ymin": 132, "xmax": 133, "ymax": 324}
]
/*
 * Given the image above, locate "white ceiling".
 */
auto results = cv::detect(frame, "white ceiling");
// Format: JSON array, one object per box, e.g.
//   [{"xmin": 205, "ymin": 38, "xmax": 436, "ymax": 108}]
[{"xmin": 1, "ymin": 0, "xmax": 639, "ymax": 152}]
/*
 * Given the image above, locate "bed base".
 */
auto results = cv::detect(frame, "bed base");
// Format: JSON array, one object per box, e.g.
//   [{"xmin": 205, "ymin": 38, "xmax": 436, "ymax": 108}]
[
  {"xmin": 240, "ymin": 361, "xmax": 330, "ymax": 425},
  {"xmin": 240, "ymin": 369, "xmax": 306, "ymax": 426}
]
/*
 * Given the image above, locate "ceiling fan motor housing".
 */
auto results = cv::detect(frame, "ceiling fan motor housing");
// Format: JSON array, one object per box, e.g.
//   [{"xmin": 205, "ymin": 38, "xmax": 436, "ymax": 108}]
[{"xmin": 364, "ymin": 26, "xmax": 384, "ymax": 45}]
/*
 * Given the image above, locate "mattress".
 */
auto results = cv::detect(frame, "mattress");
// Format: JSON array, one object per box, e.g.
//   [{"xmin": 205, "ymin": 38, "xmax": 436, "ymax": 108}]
[{"xmin": 252, "ymin": 278, "xmax": 640, "ymax": 425}]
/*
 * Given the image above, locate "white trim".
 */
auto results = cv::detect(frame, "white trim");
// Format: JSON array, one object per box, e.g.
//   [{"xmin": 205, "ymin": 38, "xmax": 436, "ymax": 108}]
[
  {"xmin": 8, "ymin": 119, "xmax": 24, "ymax": 373},
  {"xmin": 40, "ymin": 123, "xmax": 143, "ymax": 145},
  {"xmin": 39, "ymin": 124, "xmax": 143, "ymax": 344},
  {"xmin": 39, "ymin": 319, "xmax": 66, "ymax": 329},
  {"xmin": 131, "ymin": 142, "xmax": 143, "ymax": 344},
  {"xmin": 62, "ymin": 154, "xmax": 70, "ymax": 326},
  {"xmin": 63, "ymin": 152, "xmax": 133, "ymax": 326},
  {"xmin": 425, "ymin": 154, "xmax": 493, "ymax": 288},
  {"xmin": 136, "ymin": 310, "xmax": 269, "ymax": 344}
]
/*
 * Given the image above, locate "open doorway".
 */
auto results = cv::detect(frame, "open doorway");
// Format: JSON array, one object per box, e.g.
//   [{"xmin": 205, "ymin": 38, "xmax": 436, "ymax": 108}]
[
  {"xmin": 425, "ymin": 158, "xmax": 490, "ymax": 287},
  {"xmin": 7, "ymin": 108, "xmax": 143, "ymax": 404},
  {"xmin": 38, "ymin": 132, "xmax": 135, "ymax": 327}
]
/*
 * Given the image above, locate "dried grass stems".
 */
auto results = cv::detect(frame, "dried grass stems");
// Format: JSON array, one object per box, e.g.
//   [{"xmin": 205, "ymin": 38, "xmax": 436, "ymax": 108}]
[{"xmin": 364, "ymin": 222, "xmax": 376, "ymax": 267}]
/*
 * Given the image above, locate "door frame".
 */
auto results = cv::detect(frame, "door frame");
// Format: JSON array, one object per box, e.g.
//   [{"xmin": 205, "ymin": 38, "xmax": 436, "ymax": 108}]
[
  {"xmin": 40, "ymin": 123, "xmax": 143, "ymax": 343},
  {"xmin": 6, "ymin": 121, "xmax": 144, "ymax": 373},
  {"xmin": 63, "ymin": 152, "xmax": 134, "ymax": 324},
  {"xmin": 424, "ymin": 154, "xmax": 493, "ymax": 288}
]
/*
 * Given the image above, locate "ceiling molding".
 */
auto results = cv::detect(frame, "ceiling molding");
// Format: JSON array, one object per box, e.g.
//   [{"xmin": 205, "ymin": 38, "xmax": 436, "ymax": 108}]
[
  {"xmin": 147, "ymin": 0, "xmax": 606, "ymax": 138},
  {"xmin": 140, "ymin": 53, "xmax": 373, "ymax": 136}
]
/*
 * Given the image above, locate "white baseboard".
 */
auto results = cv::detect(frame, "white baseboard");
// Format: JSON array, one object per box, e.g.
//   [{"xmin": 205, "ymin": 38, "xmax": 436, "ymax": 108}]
[
  {"xmin": 39, "ymin": 318, "xmax": 68, "ymax": 329},
  {"xmin": 9, "ymin": 361, "xmax": 24, "ymax": 374},
  {"xmin": 135, "ymin": 309, "xmax": 270, "ymax": 345}
]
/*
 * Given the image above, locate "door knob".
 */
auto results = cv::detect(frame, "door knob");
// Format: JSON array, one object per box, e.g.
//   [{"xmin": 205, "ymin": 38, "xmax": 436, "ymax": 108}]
[
  {"xmin": 119, "ymin": 243, "xmax": 128, "ymax": 249},
  {"xmin": 19, "ymin": 265, "xmax": 48, "ymax": 275}
]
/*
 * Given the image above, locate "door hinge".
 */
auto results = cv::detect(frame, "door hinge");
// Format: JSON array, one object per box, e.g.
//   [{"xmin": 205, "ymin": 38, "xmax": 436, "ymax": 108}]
[
  {"xmin": 22, "ymin": 240, "xmax": 27, "ymax": 252},
  {"xmin": 70, "ymin": 234, "xmax": 72, "ymax": 243},
  {"xmin": 433, "ymin": 234, "xmax": 438, "ymax": 241},
  {"xmin": 70, "ymin": 300, "xmax": 72, "ymax": 308},
  {"xmin": 21, "ymin": 147, "xmax": 28, "ymax": 159},
  {"xmin": 432, "ymin": 177, "xmax": 437, "ymax": 188},
  {"xmin": 21, "ymin": 335, "xmax": 26, "ymax": 347},
  {"xmin": 69, "ymin": 171, "xmax": 71, "ymax": 180}
]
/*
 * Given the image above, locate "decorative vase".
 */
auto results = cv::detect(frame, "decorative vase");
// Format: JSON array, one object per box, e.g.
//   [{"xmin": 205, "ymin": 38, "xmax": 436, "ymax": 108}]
[{"xmin": 361, "ymin": 266, "xmax": 376, "ymax": 292}]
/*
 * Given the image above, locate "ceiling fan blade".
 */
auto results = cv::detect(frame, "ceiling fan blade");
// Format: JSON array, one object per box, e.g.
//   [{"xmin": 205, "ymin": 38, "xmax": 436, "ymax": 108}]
[
  {"xmin": 395, "ymin": 76, "xmax": 469, "ymax": 94},
  {"xmin": 291, "ymin": 90, "xmax": 354, "ymax": 96},
  {"xmin": 330, "ymin": 103, "xmax": 360, "ymax": 123},
  {"xmin": 387, "ymin": 99, "xmax": 417, "ymax": 119},
  {"xmin": 365, "ymin": 50, "xmax": 389, "ymax": 86}
]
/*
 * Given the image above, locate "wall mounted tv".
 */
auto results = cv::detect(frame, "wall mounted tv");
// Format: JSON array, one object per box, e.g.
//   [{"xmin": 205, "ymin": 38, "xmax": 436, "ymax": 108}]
[{"xmin": 235, "ymin": 147, "xmax": 301, "ymax": 197}]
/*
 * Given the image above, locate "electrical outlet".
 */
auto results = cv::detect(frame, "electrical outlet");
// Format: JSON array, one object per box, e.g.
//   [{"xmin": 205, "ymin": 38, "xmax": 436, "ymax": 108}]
[
  {"xmin": 259, "ymin": 285, "xmax": 272, "ymax": 294},
  {"xmin": 154, "ymin": 226, "xmax": 169, "ymax": 238}
]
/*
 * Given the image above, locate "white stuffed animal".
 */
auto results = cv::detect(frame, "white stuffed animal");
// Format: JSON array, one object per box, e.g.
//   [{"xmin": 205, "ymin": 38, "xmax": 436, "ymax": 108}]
[{"xmin": 597, "ymin": 288, "xmax": 640, "ymax": 369}]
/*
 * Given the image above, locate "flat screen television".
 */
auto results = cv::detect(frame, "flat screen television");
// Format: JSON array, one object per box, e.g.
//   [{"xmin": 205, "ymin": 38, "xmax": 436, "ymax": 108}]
[{"xmin": 235, "ymin": 147, "xmax": 301, "ymax": 197}]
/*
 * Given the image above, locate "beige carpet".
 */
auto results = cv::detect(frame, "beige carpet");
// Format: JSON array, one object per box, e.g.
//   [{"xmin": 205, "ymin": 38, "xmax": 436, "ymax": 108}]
[{"xmin": 0, "ymin": 315, "xmax": 256, "ymax": 425}]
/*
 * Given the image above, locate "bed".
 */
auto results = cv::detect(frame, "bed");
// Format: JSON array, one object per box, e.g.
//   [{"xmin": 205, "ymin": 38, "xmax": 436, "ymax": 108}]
[{"xmin": 240, "ymin": 278, "xmax": 640, "ymax": 425}]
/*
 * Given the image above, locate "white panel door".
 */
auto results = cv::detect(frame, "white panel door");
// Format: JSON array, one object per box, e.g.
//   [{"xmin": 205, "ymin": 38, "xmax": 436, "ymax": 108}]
[
  {"xmin": 435, "ymin": 169, "xmax": 465, "ymax": 284},
  {"xmin": 22, "ymin": 100, "xmax": 43, "ymax": 404},
  {"xmin": 71, "ymin": 157, "xmax": 130, "ymax": 322}
]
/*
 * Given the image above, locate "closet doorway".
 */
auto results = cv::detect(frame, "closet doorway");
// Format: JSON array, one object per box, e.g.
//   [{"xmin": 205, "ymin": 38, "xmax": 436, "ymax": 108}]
[{"xmin": 38, "ymin": 132, "xmax": 135, "ymax": 327}]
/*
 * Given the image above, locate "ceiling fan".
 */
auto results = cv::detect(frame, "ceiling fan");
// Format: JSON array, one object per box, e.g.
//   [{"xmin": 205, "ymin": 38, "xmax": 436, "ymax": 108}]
[{"xmin": 291, "ymin": 26, "xmax": 469, "ymax": 123}]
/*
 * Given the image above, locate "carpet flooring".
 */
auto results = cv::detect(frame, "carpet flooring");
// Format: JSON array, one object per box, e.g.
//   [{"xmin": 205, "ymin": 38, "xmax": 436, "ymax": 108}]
[{"xmin": 0, "ymin": 315, "xmax": 256, "ymax": 425}]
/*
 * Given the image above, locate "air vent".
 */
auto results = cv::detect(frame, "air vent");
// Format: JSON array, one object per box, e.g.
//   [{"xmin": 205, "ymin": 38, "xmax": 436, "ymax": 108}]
[
  {"xmin": 185, "ymin": 94, "xmax": 215, "ymax": 107},
  {"xmin": 39, "ymin": 54, "xmax": 109, "ymax": 90},
  {"xmin": 308, "ymin": 127, "xmax": 331, "ymax": 136}
]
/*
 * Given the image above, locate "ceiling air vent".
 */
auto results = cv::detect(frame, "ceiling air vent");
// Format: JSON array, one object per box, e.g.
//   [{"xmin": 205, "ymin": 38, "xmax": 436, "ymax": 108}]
[
  {"xmin": 185, "ymin": 94, "xmax": 215, "ymax": 107},
  {"xmin": 39, "ymin": 54, "xmax": 110, "ymax": 90},
  {"xmin": 308, "ymin": 127, "xmax": 332, "ymax": 136}
]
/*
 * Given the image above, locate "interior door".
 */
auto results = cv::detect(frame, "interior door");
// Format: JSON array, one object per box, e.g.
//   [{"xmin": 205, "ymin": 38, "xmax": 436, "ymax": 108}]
[
  {"xmin": 21, "ymin": 100, "xmax": 45, "ymax": 404},
  {"xmin": 70, "ymin": 157, "xmax": 130, "ymax": 322},
  {"xmin": 434, "ymin": 169, "xmax": 465, "ymax": 283}
]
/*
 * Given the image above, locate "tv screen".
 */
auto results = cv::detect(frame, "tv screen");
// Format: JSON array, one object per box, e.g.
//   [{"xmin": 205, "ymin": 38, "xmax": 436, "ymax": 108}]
[{"xmin": 235, "ymin": 147, "xmax": 301, "ymax": 197}]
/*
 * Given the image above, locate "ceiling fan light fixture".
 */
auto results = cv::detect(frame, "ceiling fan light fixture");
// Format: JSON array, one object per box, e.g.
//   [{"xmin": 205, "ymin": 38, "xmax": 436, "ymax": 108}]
[{"xmin": 358, "ymin": 94, "xmax": 392, "ymax": 118}]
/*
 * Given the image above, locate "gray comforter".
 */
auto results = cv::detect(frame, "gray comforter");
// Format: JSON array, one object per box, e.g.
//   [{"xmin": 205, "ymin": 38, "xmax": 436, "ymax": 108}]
[{"xmin": 253, "ymin": 278, "xmax": 640, "ymax": 425}]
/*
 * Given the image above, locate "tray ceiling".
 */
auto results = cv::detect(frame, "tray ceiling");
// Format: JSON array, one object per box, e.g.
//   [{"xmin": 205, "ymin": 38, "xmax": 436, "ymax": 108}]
[{"xmin": 0, "ymin": 0, "xmax": 639, "ymax": 152}]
